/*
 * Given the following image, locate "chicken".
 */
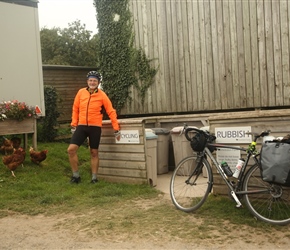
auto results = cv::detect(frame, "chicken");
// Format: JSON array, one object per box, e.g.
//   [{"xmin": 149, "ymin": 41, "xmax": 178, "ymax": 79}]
[
  {"xmin": 29, "ymin": 147, "xmax": 48, "ymax": 165},
  {"xmin": 10, "ymin": 137, "xmax": 21, "ymax": 149},
  {"xmin": 19, "ymin": 147, "xmax": 26, "ymax": 165},
  {"xmin": 2, "ymin": 148, "xmax": 25, "ymax": 177},
  {"xmin": 0, "ymin": 137, "xmax": 14, "ymax": 155}
]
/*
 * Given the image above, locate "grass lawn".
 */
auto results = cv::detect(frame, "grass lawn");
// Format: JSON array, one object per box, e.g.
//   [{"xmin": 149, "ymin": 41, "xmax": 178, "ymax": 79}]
[{"xmin": 0, "ymin": 135, "xmax": 289, "ymax": 243}]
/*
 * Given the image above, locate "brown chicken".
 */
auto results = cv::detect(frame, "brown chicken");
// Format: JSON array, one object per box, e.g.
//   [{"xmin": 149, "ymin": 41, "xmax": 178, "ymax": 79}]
[
  {"xmin": 0, "ymin": 137, "xmax": 14, "ymax": 155},
  {"xmin": 10, "ymin": 137, "xmax": 21, "ymax": 149},
  {"xmin": 2, "ymin": 148, "xmax": 25, "ymax": 177},
  {"xmin": 29, "ymin": 147, "xmax": 48, "ymax": 165}
]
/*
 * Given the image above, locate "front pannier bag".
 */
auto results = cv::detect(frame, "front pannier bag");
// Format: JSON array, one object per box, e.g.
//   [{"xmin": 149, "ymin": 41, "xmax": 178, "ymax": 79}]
[{"xmin": 260, "ymin": 141, "xmax": 290, "ymax": 186}]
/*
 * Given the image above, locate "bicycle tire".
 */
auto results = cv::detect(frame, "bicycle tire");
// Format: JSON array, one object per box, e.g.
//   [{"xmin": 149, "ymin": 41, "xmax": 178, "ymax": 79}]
[
  {"xmin": 243, "ymin": 164, "xmax": 290, "ymax": 225},
  {"xmin": 170, "ymin": 156, "xmax": 213, "ymax": 212}
]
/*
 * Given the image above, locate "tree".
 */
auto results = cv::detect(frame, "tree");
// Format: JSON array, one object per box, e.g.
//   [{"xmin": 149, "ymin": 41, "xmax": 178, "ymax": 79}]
[{"xmin": 40, "ymin": 20, "xmax": 99, "ymax": 67}]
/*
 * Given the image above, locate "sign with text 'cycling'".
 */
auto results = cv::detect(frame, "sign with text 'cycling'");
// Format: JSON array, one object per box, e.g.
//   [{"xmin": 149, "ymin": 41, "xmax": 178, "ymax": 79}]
[
  {"xmin": 215, "ymin": 126, "xmax": 252, "ymax": 144},
  {"xmin": 115, "ymin": 130, "xmax": 140, "ymax": 144}
]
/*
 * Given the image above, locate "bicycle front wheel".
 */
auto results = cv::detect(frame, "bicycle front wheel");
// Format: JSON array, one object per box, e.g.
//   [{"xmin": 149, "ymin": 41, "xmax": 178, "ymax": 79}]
[
  {"xmin": 243, "ymin": 164, "xmax": 290, "ymax": 225},
  {"xmin": 170, "ymin": 156, "xmax": 213, "ymax": 212}
]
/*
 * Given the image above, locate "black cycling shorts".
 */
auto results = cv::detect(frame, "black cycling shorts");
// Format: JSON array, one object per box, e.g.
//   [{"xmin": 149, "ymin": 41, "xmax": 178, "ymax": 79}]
[{"xmin": 70, "ymin": 125, "xmax": 102, "ymax": 149}]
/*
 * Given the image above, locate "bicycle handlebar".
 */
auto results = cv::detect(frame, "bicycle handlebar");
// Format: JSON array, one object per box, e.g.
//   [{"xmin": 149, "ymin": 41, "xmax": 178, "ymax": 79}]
[
  {"xmin": 184, "ymin": 127, "xmax": 209, "ymax": 141},
  {"xmin": 246, "ymin": 130, "xmax": 271, "ymax": 142}
]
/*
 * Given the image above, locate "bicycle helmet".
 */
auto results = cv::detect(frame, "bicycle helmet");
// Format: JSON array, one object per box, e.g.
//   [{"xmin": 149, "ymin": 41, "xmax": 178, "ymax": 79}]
[{"xmin": 87, "ymin": 71, "xmax": 102, "ymax": 82}]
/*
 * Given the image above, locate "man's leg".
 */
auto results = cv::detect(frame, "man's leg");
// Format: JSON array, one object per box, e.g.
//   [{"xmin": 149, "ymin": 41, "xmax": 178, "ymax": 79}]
[
  {"xmin": 90, "ymin": 148, "xmax": 99, "ymax": 183},
  {"xmin": 68, "ymin": 144, "xmax": 81, "ymax": 183}
]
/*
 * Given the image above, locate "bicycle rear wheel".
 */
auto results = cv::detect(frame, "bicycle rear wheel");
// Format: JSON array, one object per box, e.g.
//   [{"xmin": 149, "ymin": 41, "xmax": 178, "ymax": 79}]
[
  {"xmin": 170, "ymin": 156, "xmax": 213, "ymax": 212},
  {"xmin": 243, "ymin": 164, "xmax": 290, "ymax": 225}
]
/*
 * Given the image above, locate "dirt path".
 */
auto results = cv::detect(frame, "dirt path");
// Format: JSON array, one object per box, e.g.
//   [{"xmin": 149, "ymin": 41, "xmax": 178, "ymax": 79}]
[
  {"xmin": 0, "ymin": 211, "xmax": 289, "ymax": 250},
  {"xmin": 0, "ymin": 214, "xmax": 199, "ymax": 249},
  {"xmin": 1, "ymin": 174, "xmax": 289, "ymax": 249}
]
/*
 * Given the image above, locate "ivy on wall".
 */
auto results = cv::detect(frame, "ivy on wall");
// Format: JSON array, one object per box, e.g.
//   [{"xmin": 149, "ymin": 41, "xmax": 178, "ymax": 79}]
[
  {"xmin": 94, "ymin": 0, "xmax": 157, "ymax": 113},
  {"xmin": 133, "ymin": 48, "xmax": 158, "ymax": 103}
]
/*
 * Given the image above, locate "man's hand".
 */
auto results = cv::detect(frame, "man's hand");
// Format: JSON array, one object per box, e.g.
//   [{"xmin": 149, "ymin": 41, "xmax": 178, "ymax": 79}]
[
  {"xmin": 71, "ymin": 126, "xmax": 76, "ymax": 134},
  {"xmin": 114, "ymin": 130, "xmax": 121, "ymax": 141}
]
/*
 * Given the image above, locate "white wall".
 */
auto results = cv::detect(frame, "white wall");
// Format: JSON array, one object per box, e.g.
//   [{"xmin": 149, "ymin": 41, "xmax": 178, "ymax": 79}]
[{"xmin": 0, "ymin": 1, "xmax": 45, "ymax": 115}]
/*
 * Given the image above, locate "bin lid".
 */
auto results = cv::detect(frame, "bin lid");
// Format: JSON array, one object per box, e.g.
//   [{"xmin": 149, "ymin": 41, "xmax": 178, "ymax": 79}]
[
  {"xmin": 170, "ymin": 126, "xmax": 198, "ymax": 134},
  {"xmin": 145, "ymin": 128, "xmax": 155, "ymax": 133},
  {"xmin": 151, "ymin": 128, "xmax": 170, "ymax": 135},
  {"xmin": 146, "ymin": 131, "xmax": 158, "ymax": 139}
]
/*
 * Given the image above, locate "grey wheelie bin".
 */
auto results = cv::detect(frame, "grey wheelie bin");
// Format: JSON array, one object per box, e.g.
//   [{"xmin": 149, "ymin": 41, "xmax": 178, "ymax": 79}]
[
  {"xmin": 170, "ymin": 126, "xmax": 197, "ymax": 175},
  {"xmin": 145, "ymin": 129, "xmax": 158, "ymax": 186},
  {"xmin": 151, "ymin": 128, "xmax": 170, "ymax": 175}
]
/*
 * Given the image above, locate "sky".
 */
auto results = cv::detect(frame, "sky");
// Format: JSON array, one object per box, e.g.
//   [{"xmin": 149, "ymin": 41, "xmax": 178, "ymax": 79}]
[{"xmin": 37, "ymin": 0, "xmax": 98, "ymax": 34}]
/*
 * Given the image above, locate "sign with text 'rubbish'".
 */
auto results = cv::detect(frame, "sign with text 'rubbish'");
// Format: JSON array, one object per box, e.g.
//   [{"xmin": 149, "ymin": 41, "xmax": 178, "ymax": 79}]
[
  {"xmin": 115, "ymin": 130, "xmax": 140, "ymax": 144},
  {"xmin": 215, "ymin": 126, "xmax": 252, "ymax": 144}
]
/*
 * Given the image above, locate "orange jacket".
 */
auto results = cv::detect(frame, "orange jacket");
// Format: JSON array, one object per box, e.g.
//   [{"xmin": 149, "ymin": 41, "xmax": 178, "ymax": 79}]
[{"xmin": 71, "ymin": 88, "xmax": 120, "ymax": 131}]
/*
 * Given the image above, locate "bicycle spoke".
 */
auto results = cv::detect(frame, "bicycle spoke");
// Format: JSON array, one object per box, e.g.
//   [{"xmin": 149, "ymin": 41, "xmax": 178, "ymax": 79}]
[
  {"xmin": 170, "ymin": 156, "xmax": 213, "ymax": 212},
  {"xmin": 243, "ymin": 164, "xmax": 290, "ymax": 225}
]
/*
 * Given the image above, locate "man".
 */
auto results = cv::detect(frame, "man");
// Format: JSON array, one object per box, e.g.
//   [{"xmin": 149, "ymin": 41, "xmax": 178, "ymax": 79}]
[{"xmin": 67, "ymin": 71, "xmax": 120, "ymax": 184}]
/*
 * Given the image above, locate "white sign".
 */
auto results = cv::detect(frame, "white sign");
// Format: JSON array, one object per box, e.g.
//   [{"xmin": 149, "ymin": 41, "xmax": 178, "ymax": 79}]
[
  {"xmin": 115, "ymin": 130, "xmax": 140, "ymax": 144},
  {"xmin": 216, "ymin": 148, "xmax": 241, "ymax": 171},
  {"xmin": 215, "ymin": 126, "xmax": 252, "ymax": 143}
]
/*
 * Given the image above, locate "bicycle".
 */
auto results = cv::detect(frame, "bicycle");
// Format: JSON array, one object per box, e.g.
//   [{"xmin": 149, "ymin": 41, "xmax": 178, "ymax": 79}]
[{"xmin": 170, "ymin": 125, "xmax": 290, "ymax": 225}]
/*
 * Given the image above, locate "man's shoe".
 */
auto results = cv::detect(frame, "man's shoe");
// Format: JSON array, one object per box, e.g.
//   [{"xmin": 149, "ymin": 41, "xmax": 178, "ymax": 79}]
[
  {"xmin": 70, "ymin": 176, "xmax": 81, "ymax": 184},
  {"xmin": 90, "ymin": 179, "xmax": 98, "ymax": 184}
]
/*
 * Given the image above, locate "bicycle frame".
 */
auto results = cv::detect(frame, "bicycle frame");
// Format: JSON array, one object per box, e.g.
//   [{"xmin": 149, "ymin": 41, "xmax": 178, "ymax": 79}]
[
  {"xmin": 199, "ymin": 143, "xmax": 264, "ymax": 207},
  {"xmin": 180, "ymin": 126, "xmax": 272, "ymax": 207}
]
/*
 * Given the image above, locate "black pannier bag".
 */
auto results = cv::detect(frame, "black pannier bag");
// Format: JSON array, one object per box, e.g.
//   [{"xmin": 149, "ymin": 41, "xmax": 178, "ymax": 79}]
[{"xmin": 260, "ymin": 141, "xmax": 290, "ymax": 186}]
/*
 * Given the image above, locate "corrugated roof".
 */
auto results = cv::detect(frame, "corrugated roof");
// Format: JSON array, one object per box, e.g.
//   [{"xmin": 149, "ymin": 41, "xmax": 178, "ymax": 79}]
[{"xmin": 0, "ymin": 0, "xmax": 38, "ymax": 8}]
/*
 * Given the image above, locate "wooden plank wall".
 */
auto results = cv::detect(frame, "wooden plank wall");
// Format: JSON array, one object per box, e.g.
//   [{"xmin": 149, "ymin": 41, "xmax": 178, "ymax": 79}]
[
  {"xmin": 98, "ymin": 119, "xmax": 149, "ymax": 184},
  {"xmin": 125, "ymin": 0, "xmax": 290, "ymax": 115},
  {"xmin": 209, "ymin": 109, "xmax": 290, "ymax": 195}
]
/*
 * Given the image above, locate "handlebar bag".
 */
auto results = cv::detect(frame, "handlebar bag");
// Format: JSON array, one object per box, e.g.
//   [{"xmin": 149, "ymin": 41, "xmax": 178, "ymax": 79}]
[
  {"xmin": 260, "ymin": 141, "xmax": 290, "ymax": 186},
  {"xmin": 190, "ymin": 133, "xmax": 207, "ymax": 152}
]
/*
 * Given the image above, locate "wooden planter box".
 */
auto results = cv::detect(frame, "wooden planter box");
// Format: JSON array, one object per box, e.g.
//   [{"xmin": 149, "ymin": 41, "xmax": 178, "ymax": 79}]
[{"xmin": 0, "ymin": 118, "xmax": 37, "ymax": 149}]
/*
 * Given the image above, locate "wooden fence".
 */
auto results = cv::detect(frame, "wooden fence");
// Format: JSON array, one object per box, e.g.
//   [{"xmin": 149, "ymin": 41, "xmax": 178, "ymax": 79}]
[
  {"xmin": 125, "ymin": 0, "xmax": 290, "ymax": 115},
  {"xmin": 42, "ymin": 66, "xmax": 97, "ymax": 122}
]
